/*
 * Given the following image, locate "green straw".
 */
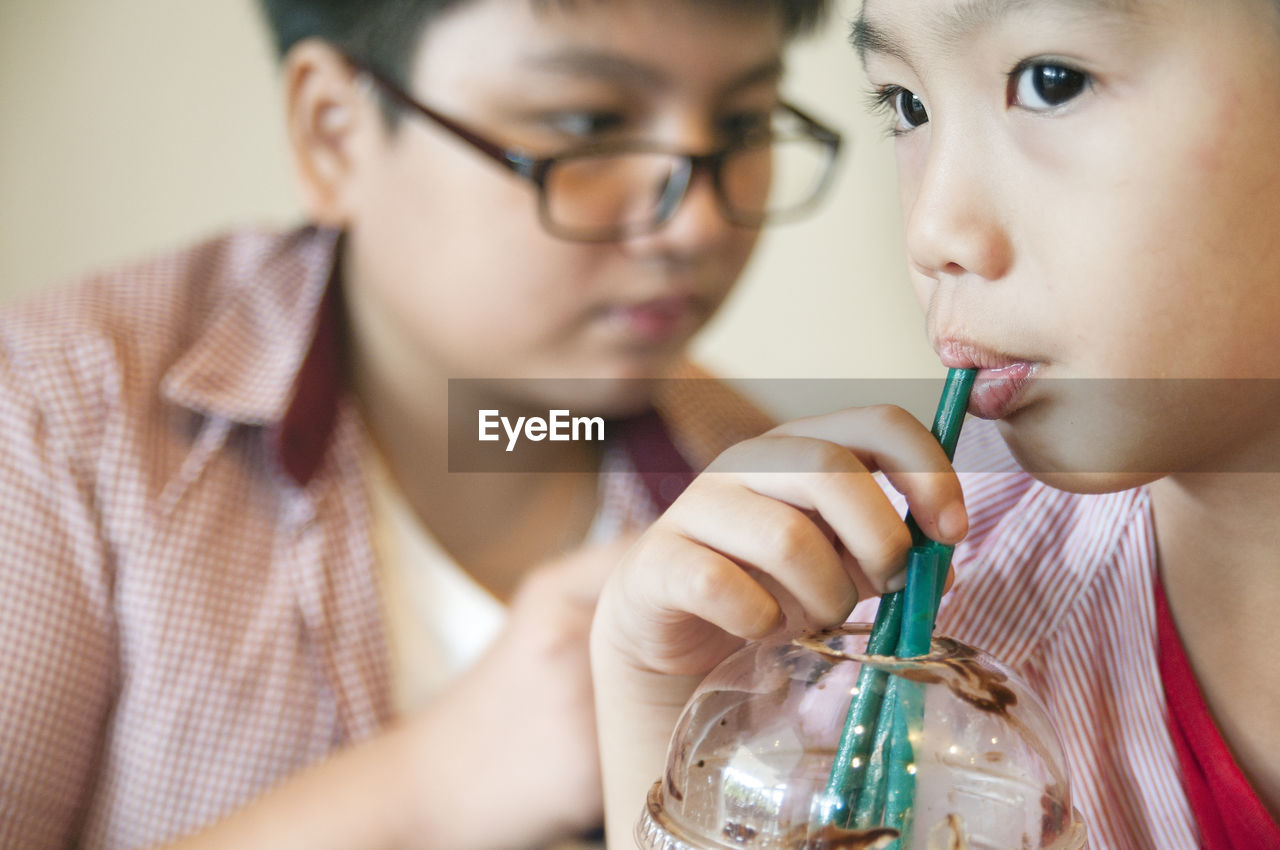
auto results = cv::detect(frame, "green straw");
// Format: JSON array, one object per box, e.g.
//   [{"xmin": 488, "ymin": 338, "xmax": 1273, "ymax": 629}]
[
  {"xmin": 924, "ymin": 369, "xmax": 976, "ymax": 461},
  {"xmin": 821, "ymin": 368, "xmax": 976, "ymax": 832},
  {"xmin": 879, "ymin": 545, "xmax": 940, "ymax": 846},
  {"xmin": 848, "ymin": 545, "xmax": 937, "ymax": 831},
  {"xmin": 882, "ymin": 676, "xmax": 925, "ymax": 845},
  {"xmin": 823, "ymin": 593, "xmax": 902, "ymax": 822}
]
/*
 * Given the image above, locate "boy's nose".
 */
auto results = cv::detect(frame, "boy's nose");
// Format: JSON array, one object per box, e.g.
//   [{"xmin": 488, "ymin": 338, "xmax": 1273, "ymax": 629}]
[
  {"xmin": 624, "ymin": 162, "xmax": 738, "ymax": 255},
  {"xmin": 904, "ymin": 135, "xmax": 1013, "ymax": 283}
]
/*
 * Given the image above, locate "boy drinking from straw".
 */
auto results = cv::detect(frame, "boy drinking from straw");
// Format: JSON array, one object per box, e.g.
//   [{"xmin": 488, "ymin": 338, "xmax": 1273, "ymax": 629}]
[{"xmin": 593, "ymin": 0, "xmax": 1280, "ymax": 846}]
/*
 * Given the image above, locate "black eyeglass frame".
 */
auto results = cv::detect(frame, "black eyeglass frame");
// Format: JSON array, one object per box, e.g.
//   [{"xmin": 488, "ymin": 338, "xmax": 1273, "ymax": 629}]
[{"xmin": 343, "ymin": 54, "xmax": 844, "ymax": 242}]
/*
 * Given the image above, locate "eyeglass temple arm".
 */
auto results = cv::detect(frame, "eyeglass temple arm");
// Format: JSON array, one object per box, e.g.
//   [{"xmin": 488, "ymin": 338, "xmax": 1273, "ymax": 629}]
[
  {"xmin": 780, "ymin": 101, "xmax": 843, "ymax": 149},
  {"xmin": 341, "ymin": 53, "xmax": 539, "ymax": 178}
]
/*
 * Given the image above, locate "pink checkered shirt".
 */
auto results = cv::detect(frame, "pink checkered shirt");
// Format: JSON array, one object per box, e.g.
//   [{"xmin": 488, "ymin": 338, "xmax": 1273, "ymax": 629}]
[
  {"xmin": 854, "ymin": 420, "xmax": 1202, "ymax": 850},
  {"xmin": 0, "ymin": 227, "xmax": 772, "ymax": 849}
]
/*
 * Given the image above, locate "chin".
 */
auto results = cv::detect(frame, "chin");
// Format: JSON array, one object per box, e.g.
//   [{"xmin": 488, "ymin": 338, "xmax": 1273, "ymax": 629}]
[
  {"xmin": 474, "ymin": 347, "xmax": 685, "ymax": 419},
  {"xmin": 1023, "ymin": 469, "xmax": 1164, "ymax": 495},
  {"xmin": 483, "ymin": 372, "xmax": 661, "ymax": 420},
  {"xmin": 1000, "ymin": 428, "xmax": 1167, "ymax": 495},
  {"xmin": 570, "ymin": 351, "xmax": 688, "ymax": 416},
  {"xmin": 993, "ymin": 391, "xmax": 1188, "ymax": 494},
  {"xmin": 569, "ymin": 377, "xmax": 662, "ymax": 419}
]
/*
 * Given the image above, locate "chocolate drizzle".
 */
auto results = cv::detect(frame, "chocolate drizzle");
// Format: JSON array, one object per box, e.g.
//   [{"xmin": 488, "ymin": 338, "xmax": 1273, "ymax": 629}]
[
  {"xmin": 645, "ymin": 786, "xmax": 898, "ymax": 850},
  {"xmin": 891, "ymin": 638, "xmax": 1018, "ymax": 717},
  {"xmin": 784, "ymin": 823, "xmax": 899, "ymax": 849},
  {"xmin": 928, "ymin": 814, "xmax": 967, "ymax": 850},
  {"xmin": 1041, "ymin": 784, "xmax": 1069, "ymax": 842},
  {"xmin": 664, "ymin": 761, "xmax": 685, "ymax": 803},
  {"xmin": 792, "ymin": 633, "xmax": 1018, "ymax": 717}
]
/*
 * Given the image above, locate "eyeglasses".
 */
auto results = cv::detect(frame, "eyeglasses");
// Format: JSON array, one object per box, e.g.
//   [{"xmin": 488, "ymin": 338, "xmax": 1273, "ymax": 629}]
[{"xmin": 346, "ymin": 56, "xmax": 843, "ymax": 243}]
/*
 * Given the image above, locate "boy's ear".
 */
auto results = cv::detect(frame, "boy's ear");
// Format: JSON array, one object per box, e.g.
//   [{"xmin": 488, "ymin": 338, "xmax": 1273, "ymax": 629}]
[{"xmin": 282, "ymin": 40, "xmax": 371, "ymax": 228}]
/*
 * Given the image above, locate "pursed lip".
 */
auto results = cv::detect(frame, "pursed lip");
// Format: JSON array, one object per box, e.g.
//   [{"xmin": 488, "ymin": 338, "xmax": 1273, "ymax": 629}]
[
  {"xmin": 594, "ymin": 293, "xmax": 707, "ymax": 344},
  {"xmin": 936, "ymin": 338, "xmax": 1041, "ymax": 420}
]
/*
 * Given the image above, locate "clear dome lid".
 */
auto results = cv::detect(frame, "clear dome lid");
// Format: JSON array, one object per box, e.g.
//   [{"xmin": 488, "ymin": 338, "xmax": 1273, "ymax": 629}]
[{"xmin": 637, "ymin": 624, "xmax": 1086, "ymax": 850}]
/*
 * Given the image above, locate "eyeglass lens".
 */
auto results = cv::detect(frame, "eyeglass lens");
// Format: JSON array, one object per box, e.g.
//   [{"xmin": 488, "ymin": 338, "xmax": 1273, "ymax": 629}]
[{"xmin": 541, "ymin": 113, "xmax": 835, "ymax": 239}]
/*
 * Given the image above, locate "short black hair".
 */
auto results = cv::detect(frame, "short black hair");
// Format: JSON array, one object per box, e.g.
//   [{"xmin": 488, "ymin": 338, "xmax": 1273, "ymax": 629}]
[{"xmin": 258, "ymin": 0, "xmax": 831, "ymax": 85}]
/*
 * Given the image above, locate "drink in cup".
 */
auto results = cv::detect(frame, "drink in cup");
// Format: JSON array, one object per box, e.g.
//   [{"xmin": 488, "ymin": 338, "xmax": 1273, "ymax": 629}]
[{"xmin": 636, "ymin": 624, "xmax": 1087, "ymax": 850}]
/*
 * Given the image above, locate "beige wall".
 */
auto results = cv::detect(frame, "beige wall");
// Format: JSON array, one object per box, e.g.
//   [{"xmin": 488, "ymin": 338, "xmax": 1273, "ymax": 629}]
[{"xmin": 0, "ymin": 0, "xmax": 942, "ymax": 417}]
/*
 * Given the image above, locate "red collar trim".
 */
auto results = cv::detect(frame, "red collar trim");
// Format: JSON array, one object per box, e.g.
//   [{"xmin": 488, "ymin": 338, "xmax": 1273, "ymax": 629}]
[
  {"xmin": 269, "ymin": 267, "xmax": 697, "ymax": 498},
  {"xmin": 616, "ymin": 409, "xmax": 695, "ymax": 512},
  {"xmin": 271, "ymin": 268, "xmax": 344, "ymax": 488}
]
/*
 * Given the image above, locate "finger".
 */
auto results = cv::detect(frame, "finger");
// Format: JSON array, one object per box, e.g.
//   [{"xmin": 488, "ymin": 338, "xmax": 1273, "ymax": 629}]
[
  {"xmin": 699, "ymin": 435, "xmax": 913, "ymax": 591},
  {"xmin": 622, "ymin": 528, "xmax": 783, "ymax": 646},
  {"xmin": 660, "ymin": 479, "xmax": 861, "ymax": 625},
  {"xmin": 763, "ymin": 405, "xmax": 968, "ymax": 544},
  {"xmin": 807, "ymin": 511, "xmax": 882, "ymax": 604}
]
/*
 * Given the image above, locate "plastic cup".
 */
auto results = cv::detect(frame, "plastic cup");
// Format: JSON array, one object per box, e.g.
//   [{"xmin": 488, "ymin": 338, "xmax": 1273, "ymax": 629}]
[{"xmin": 636, "ymin": 624, "xmax": 1086, "ymax": 850}]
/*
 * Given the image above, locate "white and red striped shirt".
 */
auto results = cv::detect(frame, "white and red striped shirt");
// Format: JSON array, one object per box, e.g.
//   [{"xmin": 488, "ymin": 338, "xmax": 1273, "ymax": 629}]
[
  {"xmin": 0, "ymin": 227, "xmax": 772, "ymax": 849},
  {"xmin": 853, "ymin": 419, "xmax": 1198, "ymax": 849}
]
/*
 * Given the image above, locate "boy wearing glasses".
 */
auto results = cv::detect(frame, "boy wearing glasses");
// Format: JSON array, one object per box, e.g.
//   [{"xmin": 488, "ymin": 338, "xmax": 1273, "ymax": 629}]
[{"xmin": 0, "ymin": 1, "xmax": 839, "ymax": 848}]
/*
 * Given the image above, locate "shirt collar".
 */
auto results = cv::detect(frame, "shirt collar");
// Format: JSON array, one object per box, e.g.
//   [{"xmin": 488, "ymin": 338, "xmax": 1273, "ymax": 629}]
[
  {"xmin": 159, "ymin": 226, "xmax": 706, "ymax": 492},
  {"xmin": 161, "ymin": 226, "xmax": 345, "ymax": 487}
]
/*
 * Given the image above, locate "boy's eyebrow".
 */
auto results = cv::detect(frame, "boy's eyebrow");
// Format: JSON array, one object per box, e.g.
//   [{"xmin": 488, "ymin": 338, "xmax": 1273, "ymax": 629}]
[
  {"xmin": 852, "ymin": 0, "xmax": 1140, "ymax": 61},
  {"xmin": 522, "ymin": 49, "xmax": 783, "ymax": 95}
]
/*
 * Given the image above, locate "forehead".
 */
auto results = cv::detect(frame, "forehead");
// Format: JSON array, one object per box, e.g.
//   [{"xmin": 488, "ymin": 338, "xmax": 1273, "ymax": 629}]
[
  {"xmin": 415, "ymin": 0, "xmax": 787, "ymax": 100},
  {"xmin": 429, "ymin": 0, "xmax": 787, "ymax": 53},
  {"xmin": 520, "ymin": 0, "xmax": 790, "ymax": 36},
  {"xmin": 529, "ymin": 0, "xmax": 785, "ymax": 17},
  {"xmin": 853, "ymin": 0, "xmax": 1149, "ymax": 60}
]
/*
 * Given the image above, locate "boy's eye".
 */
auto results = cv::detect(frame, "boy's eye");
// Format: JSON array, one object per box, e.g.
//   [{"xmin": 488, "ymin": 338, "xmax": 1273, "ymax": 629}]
[
  {"xmin": 719, "ymin": 111, "xmax": 773, "ymax": 142},
  {"xmin": 542, "ymin": 110, "xmax": 626, "ymax": 139},
  {"xmin": 893, "ymin": 88, "xmax": 929, "ymax": 131},
  {"xmin": 865, "ymin": 85, "xmax": 929, "ymax": 135},
  {"xmin": 1010, "ymin": 63, "xmax": 1090, "ymax": 112}
]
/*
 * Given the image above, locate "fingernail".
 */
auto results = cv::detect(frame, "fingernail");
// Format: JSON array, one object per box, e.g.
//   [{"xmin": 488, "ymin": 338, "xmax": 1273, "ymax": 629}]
[
  {"xmin": 938, "ymin": 500, "xmax": 969, "ymax": 541},
  {"xmin": 885, "ymin": 570, "xmax": 907, "ymax": 593}
]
